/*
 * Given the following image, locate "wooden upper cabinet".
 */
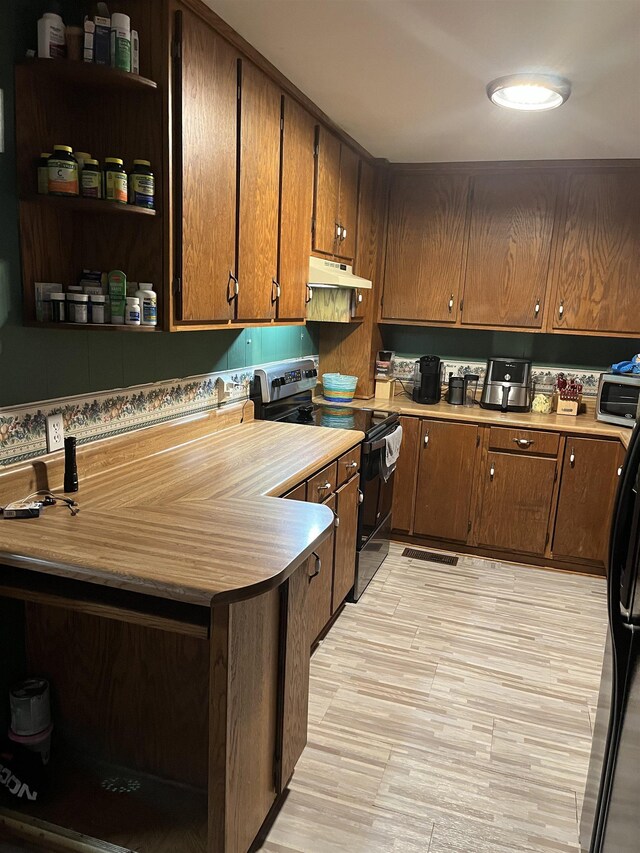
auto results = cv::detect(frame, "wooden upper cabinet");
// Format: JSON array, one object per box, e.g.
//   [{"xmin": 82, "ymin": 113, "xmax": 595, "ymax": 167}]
[
  {"xmin": 476, "ymin": 452, "xmax": 557, "ymax": 555},
  {"xmin": 337, "ymin": 144, "xmax": 359, "ymax": 260},
  {"xmin": 552, "ymin": 438, "xmax": 622, "ymax": 565},
  {"xmin": 236, "ymin": 61, "xmax": 282, "ymax": 321},
  {"xmin": 351, "ymin": 160, "xmax": 377, "ymax": 320},
  {"xmin": 313, "ymin": 127, "xmax": 359, "ymax": 260},
  {"xmin": 314, "ymin": 127, "xmax": 341, "ymax": 255},
  {"xmin": 552, "ymin": 171, "xmax": 640, "ymax": 335},
  {"xmin": 278, "ymin": 96, "xmax": 315, "ymax": 321},
  {"xmin": 382, "ymin": 173, "xmax": 470, "ymax": 323},
  {"xmin": 413, "ymin": 420, "xmax": 478, "ymax": 543},
  {"xmin": 176, "ymin": 7, "xmax": 237, "ymax": 323},
  {"xmin": 462, "ymin": 172, "xmax": 558, "ymax": 329}
]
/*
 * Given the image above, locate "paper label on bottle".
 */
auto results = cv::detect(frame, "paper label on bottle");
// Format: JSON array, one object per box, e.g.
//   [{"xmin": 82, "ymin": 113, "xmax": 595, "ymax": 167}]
[
  {"xmin": 130, "ymin": 174, "xmax": 154, "ymax": 208},
  {"xmin": 142, "ymin": 301, "xmax": 157, "ymax": 323},
  {"xmin": 105, "ymin": 171, "xmax": 127, "ymax": 203},
  {"xmin": 48, "ymin": 160, "xmax": 78, "ymax": 195}
]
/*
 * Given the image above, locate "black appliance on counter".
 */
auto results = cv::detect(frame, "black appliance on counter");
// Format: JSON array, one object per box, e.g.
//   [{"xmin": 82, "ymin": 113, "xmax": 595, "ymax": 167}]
[
  {"xmin": 412, "ymin": 355, "xmax": 442, "ymax": 404},
  {"xmin": 480, "ymin": 356, "xmax": 532, "ymax": 412},
  {"xmin": 580, "ymin": 424, "xmax": 640, "ymax": 852},
  {"xmin": 250, "ymin": 358, "xmax": 400, "ymax": 600}
]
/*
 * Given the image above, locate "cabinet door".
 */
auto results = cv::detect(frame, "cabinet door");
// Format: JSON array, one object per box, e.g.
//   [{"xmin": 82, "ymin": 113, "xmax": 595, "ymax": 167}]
[
  {"xmin": 553, "ymin": 171, "xmax": 640, "ymax": 335},
  {"xmin": 332, "ymin": 474, "xmax": 359, "ymax": 611},
  {"xmin": 176, "ymin": 8, "xmax": 237, "ymax": 322},
  {"xmin": 237, "ymin": 60, "xmax": 281, "ymax": 321},
  {"xmin": 462, "ymin": 173, "xmax": 558, "ymax": 328},
  {"xmin": 336, "ymin": 145, "xmax": 359, "ymax": 260},
  {"xmin": 313, "ymin": 126, "xmax": 341, "ymax": 255},
  {"xmin": 391, "ymin": 416, "xmax": 421, "ymax": 533},
  {"xmin": 308, "ymin": 494, "xmax": 335, "ymax": 646},
  {"xmin": 277, "ymin": 561, "xmax": 310, "ymax": 791},
  {"xmin": 414, "ymin": 420, "xmax": 478, "ymax": 542},
  {"xmin": 552, "ymin": 438, "xmax": 622, "ymax": 564},
  {"xmin": 351, "ymin": 159, "xmax": 376, "ymax": 321},
  {"xmin": 382, "ymin": 173, "xmax": 469, "ymax": 322},
  {"xmin": 279, "ymin": 96, "xmax": 315, "ymax": 321},
  {"xmin": 477, "ymin": 452, "xmax": 557, "ymax": 555}
]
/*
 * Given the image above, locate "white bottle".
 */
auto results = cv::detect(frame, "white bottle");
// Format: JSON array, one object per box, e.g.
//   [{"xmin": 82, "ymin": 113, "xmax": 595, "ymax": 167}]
[
  {"xmin": 135, "ymin": 284, "xmax": 157, "ymax": 326},
  {"xmin": 125, "ymin": 297, "xmax": 141, "ymax": 326},
  {"xmin": 38, "ymin": 12, "xmax": 66, "ymax": 59}
]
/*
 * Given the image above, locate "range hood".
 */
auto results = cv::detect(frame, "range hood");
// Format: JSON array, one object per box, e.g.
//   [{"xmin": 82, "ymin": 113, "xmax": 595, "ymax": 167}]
[{"xmin": 307, "ymin": 256, "xmax": 372, "ymax": 290}]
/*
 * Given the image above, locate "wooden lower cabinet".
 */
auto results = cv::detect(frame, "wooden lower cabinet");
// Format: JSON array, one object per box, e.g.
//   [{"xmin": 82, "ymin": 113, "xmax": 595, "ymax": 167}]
[
  {"xmin": 391, "ymin": 416, "xmax": 421, "ymax": 533},
  {"xmin": 476, "ymin": 451, "xmax": 557, "ymax": 556},
  {"xmin": 552, "ymin": 437, "xmax": 623, "ymax": 565},
  {"xmin": 308, "ymin": 494, "xmax": 336, "ymax": 646},
  {"xmin": 413, "ymin": 420, "xmax": 479, "ymax": 542},
  {"xmin": 332, "ymin": 474, "xmax": 360, "ymax": 611}
]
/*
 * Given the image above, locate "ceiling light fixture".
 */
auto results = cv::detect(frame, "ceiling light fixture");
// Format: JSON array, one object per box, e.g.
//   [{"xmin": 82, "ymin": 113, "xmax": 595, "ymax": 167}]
[{"xmin": 487, "ymin": 74, "xmax": 571, "ymax": 112}]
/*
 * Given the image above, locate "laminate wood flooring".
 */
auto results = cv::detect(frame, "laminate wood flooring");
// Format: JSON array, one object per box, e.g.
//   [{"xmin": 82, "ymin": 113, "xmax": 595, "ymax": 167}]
[{"xmin": 260, "ymin": 543, "xmax": 608, "ymax": 853}]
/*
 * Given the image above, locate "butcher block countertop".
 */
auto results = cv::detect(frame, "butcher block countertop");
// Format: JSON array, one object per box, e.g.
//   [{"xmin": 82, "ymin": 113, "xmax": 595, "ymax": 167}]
[
  {"xmin": 0, "ymin": 417, "xmax": 364, "ymax": 606},
  {"xmin": 320, "ymin": 392, "xmax": 633, "ymax": 449}
]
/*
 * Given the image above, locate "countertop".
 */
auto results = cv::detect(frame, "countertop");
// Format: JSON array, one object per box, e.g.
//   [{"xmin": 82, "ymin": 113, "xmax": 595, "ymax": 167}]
[
  {"xmin": 0, "ymin": 420, "xmax": 364, "ymax": 606},
  {"xmin": 319, "ymin": 392, "xmax": 633, "ymax": 449}
]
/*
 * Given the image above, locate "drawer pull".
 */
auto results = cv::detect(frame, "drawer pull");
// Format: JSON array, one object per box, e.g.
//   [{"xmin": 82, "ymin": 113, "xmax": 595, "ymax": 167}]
[
  {"xmin": 357, "ymin": 292, "xmax": 363, "ymax": 304},
  {"xmin": 305, "ymin": 284, "xmax": 313, "ymax": 303},
  {"xmin": 343, "ymin": 460, "xmax": 358, "ymax": 469},
  {"xmin": 534, "ymin": 299, "xmax": 540, "ymax": 316},
  {"xmin": 513, "ymin": 438, "xmax": 534, "ymax": 448},
  {"xmin": 336, "ymin": 223, "xmax": 342, "ymax": 240},
  {"xmin": 569, "ymin": 448, "xmax": 575, "ymax": 467},
  {"xmin": 309, "ymin": 551, "xmax": 321, "ymax": 578},
  {"xmin": 227, "ymin": 271, "xmax": 239, "ymax": 301},
  {"xmin": 424, "ymin": 433, "xmax": 429, "ymax": 447},
  {"xmin": 341, "ymin": 226, "xmax": 347, "ymax": 241},
  {"xmin": 618, "ymin": 465, "xmax": 623, "ymax": 477},
  {"xmin": 558, "ymin": 300, "xmax": 564, "ymax": 318},
  {"xmin": 271, "ymin": 279, "xmax": 281, "ymax": 301},
  {"xmin": 489, "ymin": 465, "xmax": 495, "ymax": 481},
  {"xmin": 317, "ymin": 481, "xmax": 331, "ymax": 492}
]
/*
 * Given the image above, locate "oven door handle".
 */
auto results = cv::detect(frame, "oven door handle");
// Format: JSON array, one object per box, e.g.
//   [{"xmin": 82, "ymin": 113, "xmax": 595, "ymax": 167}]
[{"xmin": 362, "ymin": 424, "xmax": 401, "ymax": 454}]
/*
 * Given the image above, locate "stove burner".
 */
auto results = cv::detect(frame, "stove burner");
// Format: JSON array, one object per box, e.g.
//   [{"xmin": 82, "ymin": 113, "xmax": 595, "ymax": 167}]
[{"xmin": 296, "ymin": 404, "xmax": 315, "ymax": 422}]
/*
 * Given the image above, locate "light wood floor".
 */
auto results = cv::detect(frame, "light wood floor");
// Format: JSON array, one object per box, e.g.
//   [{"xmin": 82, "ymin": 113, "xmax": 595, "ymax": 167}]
[{"xmin": 260, "ymin": 542, "xmax": 608, "ymax": 853}]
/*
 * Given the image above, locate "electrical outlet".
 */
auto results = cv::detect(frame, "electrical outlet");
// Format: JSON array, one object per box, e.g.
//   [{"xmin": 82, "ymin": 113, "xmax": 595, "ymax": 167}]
[{"xmin": 46, "ymin": 413, "xmax": 64, "ymax": 453}]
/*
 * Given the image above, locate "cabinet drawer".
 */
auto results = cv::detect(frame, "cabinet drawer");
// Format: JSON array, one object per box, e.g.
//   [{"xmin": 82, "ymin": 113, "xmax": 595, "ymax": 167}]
[
  {"xmin": 488, "ymin": 427, "xmax": 559, "ymax": 457},
  {"xmin": 336, "ymin": 445, "xmax": 361, "ymax": 487},
  {"xmin": 307, "ymin": 462, "xmax": 337, "ymax": 503},
  {"xmin": 284, "ymin": 482, "xmax": 306, "ymax": 501}
]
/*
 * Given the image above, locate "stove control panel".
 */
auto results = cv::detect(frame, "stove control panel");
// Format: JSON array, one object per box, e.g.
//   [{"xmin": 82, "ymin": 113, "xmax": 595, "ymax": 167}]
[{"xmin": 255, "ymin": 358, "xmax": 318, "ymax": 403}]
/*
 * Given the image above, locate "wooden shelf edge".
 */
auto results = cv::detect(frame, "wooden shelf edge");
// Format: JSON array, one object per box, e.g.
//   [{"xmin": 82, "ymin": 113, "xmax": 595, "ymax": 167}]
[
  {"xmin": 16, "ymin": 57, "xmax": 158, "ymax": 91},
  {"xmin": 25, "ymin": 322, "xmax": 161, "ymax": 333},
  {"xmin": 20, "ymin": 195, "xmax": 157, "ymax": 217}
]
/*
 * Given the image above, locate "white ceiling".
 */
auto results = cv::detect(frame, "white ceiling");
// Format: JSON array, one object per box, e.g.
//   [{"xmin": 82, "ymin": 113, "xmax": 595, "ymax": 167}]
[{"xmin": 205, "ymin": 0, "xmax": 640, "ymax": 162}]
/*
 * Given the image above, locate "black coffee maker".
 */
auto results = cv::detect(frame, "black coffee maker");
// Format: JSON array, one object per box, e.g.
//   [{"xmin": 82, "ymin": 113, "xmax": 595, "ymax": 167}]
[{"xmin": 412, "ymin": 356, "xmax": 442, "ymax": 404}]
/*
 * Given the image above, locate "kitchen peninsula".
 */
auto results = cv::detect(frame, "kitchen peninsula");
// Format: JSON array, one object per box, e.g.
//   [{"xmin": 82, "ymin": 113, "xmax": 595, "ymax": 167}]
[{"xmin": 0, "ymin": 402, "xmax": 364, "ymax": 853}]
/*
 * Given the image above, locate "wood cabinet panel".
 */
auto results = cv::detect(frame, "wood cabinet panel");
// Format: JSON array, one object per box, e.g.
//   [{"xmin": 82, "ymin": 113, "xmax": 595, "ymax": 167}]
[
  {"xmin": 284, "ymin": 481, "xmax": 306, "ymax": 501},
  {"xmin": 307, "ymin": 462, "xmax": 337, "ymax": 503},
  {"xmin": 337, "ymin": 445, "xmax": 361, "ymax": 488},
  {"xmin": 278, "ymin": 562, "xmax": 310, "ymax": 790},
  {"xmin": 177, "ymin": 8, "xmax": 237, "ymax": 322},
  {"xmin": 279, "ymin": 96, "xmax": 315, "ymax": 321},
  {"xmin": 552, "ymin": 171, "xmax": 640, "ymax": 335},
  {"xmin": 332, "ymin": 475, "xmax": 359, "ymax": 610},
  {"xmin": 337, "ymin": 145, "xmax": 359, "ymax": 260},
  {"xmin": 462, "ymin": 172, "xmax": 558, "ymax": 328},
  {"xmin": 351, "ymin": 159, "xmax": 376, "ymax": 321},
  {"xmin": 414, "ymin": 420, "xmax": 478, "ymax": 542},
  {"xmin": 313, "ymin": 126, "xmax": 341, "ymax": 255},
  {"xmin": 488, "ymin": 427, "xmax": 559, "ymax": 457},
  {"xmin": 382, "ymin": 173, "xmax": 469, "ymax": 322},
  {"xmin": 308, "ymin": 494, "xmax": 335, "ymax": 646},
  {"xmin": 477, "ymin": 452, "xmax": 557, "ymax": 555},
  {"xmin": 391, "ymin": 416, "xmax": 421, "ymax": 533},
  {"xmin": 552, "ymin": 438, "xmax": 622, "ymax": 564},
  {"xmin": 237, "ymin": 60, "xmax": 281, "ymax": 321}
]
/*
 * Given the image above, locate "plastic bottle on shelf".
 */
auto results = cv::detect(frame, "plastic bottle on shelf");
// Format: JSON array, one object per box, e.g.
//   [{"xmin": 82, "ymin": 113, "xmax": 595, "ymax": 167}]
[
  {"xmin": 104, "ymin": 158, "xmax": 127, "ymax": 203},
  {"xmin": 128, "ymin": 160, "xmax": 154, "ymax": 209},
  {"xmin": 135, "ymin": 283, "xmax": 157, "ymax": 326},
  {"xmin": 110, "ymin": 13, "xmax": 131, "ymax": 71},
  {"xmin": 37, "ymin": 153, "xmax": 50, "ymax": 194},
  {"xmin": 81, "ymin": 159, "xmax": 102, "ymax": 198},
  {"xmin": 125, "ymin": 297, "xmax": 141, "ymax": 325},
  {"xmin": 37, "ymin": 10, "xmax": 66, "ymax": 59},
  {"xmin": 48, "ymin": 146, "xmax": 79, "ymax": 196}
]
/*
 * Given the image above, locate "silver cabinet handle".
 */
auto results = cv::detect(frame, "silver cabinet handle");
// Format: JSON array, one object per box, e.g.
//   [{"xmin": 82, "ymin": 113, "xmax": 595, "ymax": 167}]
[
  {"xmin": 317, "ymin": 481, "xmax": 331, "ymax": 492},
  {"xmin": 489, "ymin": 465, "xmax": 495, "ymax": 481},
  {"xmin": 227, "ymin": 271, "xmax": 239, "ymax": 301},
  {"xmin": 305, "ymin": 284, "xmax": 313, "ymax": 303},
  {"xmin": 309, "ymin": 551, "xmax": 321, "ymax": 578},
  {"xmin": 271, "ymin": 279, "xmax": 280, "ymax": 301},
  {"xmin": 333, "ymin": 509, "xmax": 340, "ymax": 528},
  {"xmin": 513, "ymin": 438, "xmax": 534, "ymax": 448},
  {"xmin": 340, "ymin": 226, "xmax": 347, "ymax": 241},
  {"xmin": 424, "ymin": 433, "xmax": 429, "ymax": 447},
  {"xmin": 534, "ymin": 299, "xmax": 540, "ymax": 316},
  {"xmin": 336, "ymin": 223, "xmax": 342, "ymax": 239},
  {"xmin": 357, "ymin": 292, "xmax": 363, "ymax": 303},
  {"xmin": 343, "ymin": 460, "xmax": 358, "ymax": 469},
  {"xmin": 358, "ymin": 488, "xmax": 363, "ymax": 505},
  {"xmin": 618, "ymin": 465, "xmax": 623, "ymax": 477},
  {"xmin": 569, "ymin": 448, "xmax": 575, "ymax": 467},
  {"xmin": 448, "ymin": 293, "xmax": 454, "ymax": 313},
  {"xmin": 559, "ymin": 300, "xmax": 564, "ymax": 318}
]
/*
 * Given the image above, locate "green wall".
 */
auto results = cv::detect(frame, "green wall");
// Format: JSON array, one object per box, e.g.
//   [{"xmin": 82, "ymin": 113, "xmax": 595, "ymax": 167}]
[
  {"xmin": 0, "ymin": 0, "xmax": 316, "ymax": 407},
  {"xmin": 381, "ymin": 325, "xmax": 639, "ymax": 369}
]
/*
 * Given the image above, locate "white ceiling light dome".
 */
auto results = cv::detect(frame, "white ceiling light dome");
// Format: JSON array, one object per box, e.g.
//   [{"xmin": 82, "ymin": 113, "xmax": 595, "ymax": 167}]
[{"xmin": 487, "ymin": 74, "xmax": 571, "ymax": 111}]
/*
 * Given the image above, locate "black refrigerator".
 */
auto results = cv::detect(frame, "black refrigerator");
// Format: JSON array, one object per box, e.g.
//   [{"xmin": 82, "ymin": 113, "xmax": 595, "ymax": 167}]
[{"xmin": 581, "ymin": 424, "xmax": 640, "ymax": 852}]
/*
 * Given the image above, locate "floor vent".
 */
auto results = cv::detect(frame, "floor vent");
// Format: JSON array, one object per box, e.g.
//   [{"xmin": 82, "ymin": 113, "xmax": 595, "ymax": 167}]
[{"xmin": 402, "ymin": 548, "xmax": 459, "ymax": 566}]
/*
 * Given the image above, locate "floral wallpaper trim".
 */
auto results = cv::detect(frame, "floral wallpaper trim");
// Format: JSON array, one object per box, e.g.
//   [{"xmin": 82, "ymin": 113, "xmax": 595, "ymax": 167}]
[
  {"xmin": 0, "ymin": 356, "xmax": 319, "ymax": 466},
  {"xmin": 390, "ymin": 356, "xmax": 604, "ymax": 397}
]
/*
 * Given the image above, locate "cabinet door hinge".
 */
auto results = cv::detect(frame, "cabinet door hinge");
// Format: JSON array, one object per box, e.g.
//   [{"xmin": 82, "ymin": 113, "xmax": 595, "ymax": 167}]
[
  {"xmin": 171, "ymin": 40, "xmax": 181, "ymax": 60},
  {"xmin": 314, "ymin": 143, "xmax": 319, "ymax": 158},
  {"xmin": 280, "ymin": 116, "xmax": 284, "ymax": 132},
  {"xmin": 467, "ymin": 519, "xmax": 472, "ymax": 533},
  {"xmin": 476, "ymin": 433, "xmax": 480, "ymax": 448},
  {"xmin": 459, "ymin": 299, "xmax": 464, "ymax": 313},
  {"xmin": 311, "ymin": 216, "xmax": 315, "ymax": 236},
  {"xmin": 554, "ymin": 468, "xmax": 558, "ymax": 482},
  {"xmin": 173, "ymin": 276, "xmax": 182, "ymax": 296},
  {"xmin": 545, "ymin": 530, "xmax": 550, "ymax": 547}
]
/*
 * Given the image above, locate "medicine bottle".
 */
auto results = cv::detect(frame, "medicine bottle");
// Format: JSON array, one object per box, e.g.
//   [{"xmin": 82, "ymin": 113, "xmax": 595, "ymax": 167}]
[
  {"xmin": 81, "ymin": 159, "xmax": 102, "ymax": 198},
  {"xmin": 135, "ymin": 283, "xmax": 157, "ymax": 326},
  {"xmin": 128, "ymin": 160, "xmax": 154, "ymax": 209},
  {"xmin": 48, "ymin": 146, "xmax": 78, "ymax": 196},
  {"xmin": 104, "ymin": 158, "xmax": 127, "ymax": 203},
  {"xmin": 125, "ymin": 296, "xmax": 141, "ymax": 325},
  {"xmin": 37, "ymin": 153, "xmax": 50, "ymax": 194}
]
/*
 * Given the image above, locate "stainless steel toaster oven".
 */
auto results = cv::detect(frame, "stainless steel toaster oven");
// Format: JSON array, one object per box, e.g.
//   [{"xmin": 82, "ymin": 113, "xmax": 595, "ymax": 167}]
[{"xmin": 596, "ymin": 373, "xmax": 640, "ymax": 427}]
